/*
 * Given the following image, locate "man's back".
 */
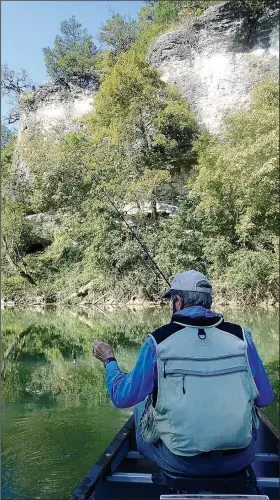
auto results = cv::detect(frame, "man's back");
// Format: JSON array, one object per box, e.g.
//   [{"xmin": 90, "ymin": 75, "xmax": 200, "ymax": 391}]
[
  {"xmin": 93, "ymin": 269, "xmax": 274, "ymax": 477},
  {"xmin": 104, "ymin": 305, "xmax": 273, "ymax": 476},
  {"xmin": 106, "ymin": 306, "xmax": 273, "ymax": 411}
]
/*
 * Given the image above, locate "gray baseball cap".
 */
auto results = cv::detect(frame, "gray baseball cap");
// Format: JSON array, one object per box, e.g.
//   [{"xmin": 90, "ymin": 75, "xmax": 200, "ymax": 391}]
[{"xmin": 162, "ymin": 269, "xmax": 212, "ymax": 299}]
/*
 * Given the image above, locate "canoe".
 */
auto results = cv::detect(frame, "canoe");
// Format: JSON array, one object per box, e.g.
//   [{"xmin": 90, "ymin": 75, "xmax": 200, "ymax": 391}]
[{"xmin": 71, "ymin": 409, "xmax": 279, "ymax": 500}]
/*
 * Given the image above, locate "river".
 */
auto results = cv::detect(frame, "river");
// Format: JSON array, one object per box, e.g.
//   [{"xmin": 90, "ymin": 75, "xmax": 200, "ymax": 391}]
[{"xmin": 1, "ymin": 306, "xmax": 279, "ymax": 499}]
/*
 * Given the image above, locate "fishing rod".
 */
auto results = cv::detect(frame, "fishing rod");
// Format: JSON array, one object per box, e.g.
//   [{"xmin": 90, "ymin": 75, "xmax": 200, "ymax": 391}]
[{"xmin": 53, "ymin": 126, "xmax": 171, "ymax": 288}]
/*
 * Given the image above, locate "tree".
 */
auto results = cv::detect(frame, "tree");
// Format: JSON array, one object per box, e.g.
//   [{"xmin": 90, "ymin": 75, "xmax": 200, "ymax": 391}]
[
  {"xmin": 1, "ymin": 64, "xmax": 34, "ymax": 124},
  {"xmin": 140, "ymin": 0, "xmax": 181, "ymax": 24},
  {"xmin": 84, "ymin": 48, "xmax": 199, "ymax": 214},
  {"xmin": 1, "ymin": 64, "xmax": 33, "ymax": 96},
  {"xmin": 2, "ymin": 138, "xmax": 37, "ymax": 288},
  {"xmin": 140, "ymin": 0, "xmax": 224, "ymax": 25},
  {"xmin": 1, "ymin": 124, "xmax": 15, "ymax": 148},
  {"xmin": 43, "ymin": 16, "xmax": 97, "ymax": 82},
  {"xmin": 191, "ymin": 81, "xmax": 279, "ymax": 243},
  {"xmin": 179, "ymin": 80, "xmax": 279, "ymax": 301},
  {"xmin": 18, "ymin": 129, "xmax": 92, "ymax": 213},
  {"xmin": 99, "ymin": 13, "xmax": 139, "ymax": 54}
]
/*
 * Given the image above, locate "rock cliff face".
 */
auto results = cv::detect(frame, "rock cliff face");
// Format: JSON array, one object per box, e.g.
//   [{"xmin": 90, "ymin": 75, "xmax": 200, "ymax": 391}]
[
  {"xmin": 149, "ymin": 0, "xmax": 279, "ymax": 134},
  {"xmin": 18, "ymin": 2, "xmax": 279, "ymax": 138},
  {"xmin": 19, "ymin": 75, "xmax": 99, "ymax": 135}
]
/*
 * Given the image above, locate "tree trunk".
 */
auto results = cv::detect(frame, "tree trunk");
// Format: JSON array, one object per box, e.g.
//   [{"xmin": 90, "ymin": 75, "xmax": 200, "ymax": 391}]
[
  {"xmin": 2, "ymin": 236, "xmax": 37, "ymax": 286},
  {"xmin": 151, "ymin": 197, "xmax": 158, "ymax": 220}
]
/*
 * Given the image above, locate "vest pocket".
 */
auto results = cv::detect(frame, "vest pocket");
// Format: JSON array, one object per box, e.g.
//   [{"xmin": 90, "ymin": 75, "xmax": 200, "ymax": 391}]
[
  {"xmin": 161, "ymin": 365, "xmax": 254, "ymax": 453},
  {"xmin": 139, "ymin": 395, "xmax": 160, "ymax": 444}
]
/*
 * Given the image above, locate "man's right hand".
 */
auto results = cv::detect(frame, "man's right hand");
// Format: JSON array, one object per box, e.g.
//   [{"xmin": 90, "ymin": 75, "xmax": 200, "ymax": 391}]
[{"xmin": 92, "ymin": 340, "xmax": 114, "ymax": 362}]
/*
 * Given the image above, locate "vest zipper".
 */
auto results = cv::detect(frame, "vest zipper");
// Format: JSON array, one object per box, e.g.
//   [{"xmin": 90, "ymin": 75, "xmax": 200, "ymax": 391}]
[
  {"xmin": 163, "ymin": 361, "xmax": 166, "ymax": 378},
  {"xmin": 182, "ymin": 375, "xmax": 185, "ymax": 394},
  {"xmin": 160, "ymin": 354, "xmax": 246, "ymax": 362},
  {"xmin": 165, "ymin": 366, "xmax": 247, "ymax": 377}
]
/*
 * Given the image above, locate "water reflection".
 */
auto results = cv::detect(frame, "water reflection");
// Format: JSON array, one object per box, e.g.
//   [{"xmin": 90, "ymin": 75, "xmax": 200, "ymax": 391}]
[
  {"xmin": 2, "ymin": 399, "xmax": 130, "ymax": 499},
  {"xmin": 1, "ymin": 306, "xmax": 279, "ymax": 499},
  {"xmin": 2, "ymin": 461, "xmax": 36, "ymax": 499}
]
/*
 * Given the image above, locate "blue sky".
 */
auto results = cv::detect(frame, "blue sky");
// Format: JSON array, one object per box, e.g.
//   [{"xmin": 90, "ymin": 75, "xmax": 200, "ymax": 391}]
[{"xmin": 1, "ymin": 0, "xmax": 144, "ymax": 120}]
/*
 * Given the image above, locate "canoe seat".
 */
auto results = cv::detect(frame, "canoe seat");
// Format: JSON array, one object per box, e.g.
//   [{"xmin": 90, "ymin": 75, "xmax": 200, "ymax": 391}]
[
  {"xmin": 161, "ymin": 466, "xmax": 258, "ymax": 494},
  {"xmin": 160, "ymin": 496, "xmax": 269, "ymax": 500}
]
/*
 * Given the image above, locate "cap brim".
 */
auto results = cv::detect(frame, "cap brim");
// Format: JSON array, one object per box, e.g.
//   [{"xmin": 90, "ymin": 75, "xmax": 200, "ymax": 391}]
[{"xmin": 161, "ymin": 288, "xmax": 172, "ymax": 299}]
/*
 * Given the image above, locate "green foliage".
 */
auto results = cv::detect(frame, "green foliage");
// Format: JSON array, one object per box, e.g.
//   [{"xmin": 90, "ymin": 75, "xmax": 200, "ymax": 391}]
[
  {"xmin": 156, "ymin": 194, "xmax": 207, "ymax": 278},
  {"xmin": 2, "ymin": 139, "xmax": 24, "ymax": 257},
  {"xmin": 170, "ymin": 79, "xmax": 279, "ymax": 303},
  {"xmin": 1, "ymin": 134, "xmax": 16, "ymax": 175},
  {"xmin": 140, "ymin": 0, "xmax": 223, "ymax": 25},
  {"xmin": 85, "ymin": 49, "xmax": 198, "ymax": 203},
  {"xmin": 43, "ymin": 16, "xmax": 97, "ymax": 81},
  {"xmin": 6, "ymin": 73, "xmax": 279, "ymax": 306},
  {"xmin": 18, "ymin": 129, "xmax": 93, "ymax": 213},
  {"xmin": 191, "ymin": 80, "xmax": 279, "ymax": 244},
  {"xmin": 94, "ymin": 50, "xmax": 117, "ymax": 75},
  {"xmin": 52, "ymin": 46, "xmax": 198, "ymax": 299},
  {"xmin": 221, "ymin": 250, "xmax": 278, "ymax": 302},
  {"xmin": 143, "ymin": 0, "xmax": 182, "ymax": 24},
  {"xmin": 1, "ymin": 124, "xmax": 15, "ymax": 148},
  {"xmin": 99, "ymin": 13, "xmax": 139, "ymax": 54},
  {"xmin": 2, "ymin": 137, "xmax": 43, "ymax": 294}
]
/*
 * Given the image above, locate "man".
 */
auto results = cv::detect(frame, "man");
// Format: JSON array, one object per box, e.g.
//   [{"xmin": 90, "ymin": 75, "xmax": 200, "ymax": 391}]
[{"xmin": 93, "ymin": 270, "xmax": 274, "ymax": 476}]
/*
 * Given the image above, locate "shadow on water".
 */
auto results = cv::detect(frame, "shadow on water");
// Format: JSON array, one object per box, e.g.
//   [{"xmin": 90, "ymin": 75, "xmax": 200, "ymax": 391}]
[{"xmin": 1, "ymin": 306, "xmax": 279, "ymax": 499}]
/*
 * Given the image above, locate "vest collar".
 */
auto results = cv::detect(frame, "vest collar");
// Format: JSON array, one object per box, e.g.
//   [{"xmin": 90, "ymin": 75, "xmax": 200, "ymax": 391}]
[{"xmin": 172, "ymin": 306, "xmax": 223, "ymax": 327}]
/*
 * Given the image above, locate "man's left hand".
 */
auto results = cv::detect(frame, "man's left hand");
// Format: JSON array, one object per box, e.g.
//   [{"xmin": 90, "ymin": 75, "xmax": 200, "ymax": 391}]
[{"xmin": 92, "ymin": 340, "xmax": 114, "ymax": 362}]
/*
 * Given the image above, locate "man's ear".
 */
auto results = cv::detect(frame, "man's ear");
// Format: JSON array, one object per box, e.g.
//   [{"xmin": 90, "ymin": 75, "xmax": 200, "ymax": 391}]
[
  {"xmin": 177, "ymin": 296, "xmax": 184, "ymax": 310},
  {"xmin": 174, "ymin": 295, "xmax": 184, "ymax": 311}
]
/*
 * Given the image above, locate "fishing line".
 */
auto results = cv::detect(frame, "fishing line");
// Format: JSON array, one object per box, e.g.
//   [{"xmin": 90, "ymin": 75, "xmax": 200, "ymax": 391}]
[{"xmin": 52, "ymin": 126, "xmax": 171, "ymax": 288}]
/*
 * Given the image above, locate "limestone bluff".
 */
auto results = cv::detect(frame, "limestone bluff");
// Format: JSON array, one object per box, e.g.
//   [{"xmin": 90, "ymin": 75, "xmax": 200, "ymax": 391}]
[{"xmin": 18, "ymin": 0, "xmax": 279, "ymax": 137}]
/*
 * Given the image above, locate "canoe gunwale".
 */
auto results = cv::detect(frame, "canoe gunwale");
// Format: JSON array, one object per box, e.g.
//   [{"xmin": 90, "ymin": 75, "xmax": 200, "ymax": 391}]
[{"xmin": 258, "ymin": 410, "xmax": 280, "ymax": 440}]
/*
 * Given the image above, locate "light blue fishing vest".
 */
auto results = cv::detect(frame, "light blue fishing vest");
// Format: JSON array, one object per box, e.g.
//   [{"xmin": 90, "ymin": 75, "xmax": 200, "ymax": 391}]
[{"xmin": 141, "ymin": 318, "xmax": 259, "ymax": 457}]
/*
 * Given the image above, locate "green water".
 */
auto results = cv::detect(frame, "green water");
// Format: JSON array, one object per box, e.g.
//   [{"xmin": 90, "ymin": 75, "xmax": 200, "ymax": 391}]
[{"xmin": 1, "ymin": 307, "xmax": 279, "ymax": 499}]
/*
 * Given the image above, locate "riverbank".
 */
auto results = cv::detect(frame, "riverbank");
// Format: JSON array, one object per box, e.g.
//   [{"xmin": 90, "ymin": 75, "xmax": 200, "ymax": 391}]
[{"xmin": 1, "ymin": 286, "xmax": 278, "ymax": 311}]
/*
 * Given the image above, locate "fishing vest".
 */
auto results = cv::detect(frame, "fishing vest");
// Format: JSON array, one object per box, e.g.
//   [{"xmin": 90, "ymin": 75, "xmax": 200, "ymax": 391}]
[{"xmin": 141, "ymin": 318, "xmax": 259, "ymax": 457}]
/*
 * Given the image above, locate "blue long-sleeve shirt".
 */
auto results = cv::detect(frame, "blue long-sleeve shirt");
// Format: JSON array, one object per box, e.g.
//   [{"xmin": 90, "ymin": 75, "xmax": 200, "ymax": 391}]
[{"xmin": 106, "ymin": 307, "xmax": 274, "ymax": 409}]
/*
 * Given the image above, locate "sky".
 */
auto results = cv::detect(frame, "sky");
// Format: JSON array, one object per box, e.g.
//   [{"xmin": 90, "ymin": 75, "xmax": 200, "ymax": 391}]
[{"xmin": 1, "ymin": 0, "xmax": 144, "ymax": 120}]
